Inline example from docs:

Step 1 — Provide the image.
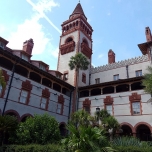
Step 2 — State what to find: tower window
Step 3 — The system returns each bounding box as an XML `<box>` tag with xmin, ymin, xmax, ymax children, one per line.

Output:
<box><xmin>65</xmin><ymin>37</ymin><xmax>73</xmax><ymax>43</ymax></box>
<box><xmin>82</xmin><ymin>73</ymin><xmax>86</xmax><ymax>84</ymax></box>
<box><xmin>95</xmin><ymin>78</ymin><xmax>100</xmax><ymax>84</ymax></box>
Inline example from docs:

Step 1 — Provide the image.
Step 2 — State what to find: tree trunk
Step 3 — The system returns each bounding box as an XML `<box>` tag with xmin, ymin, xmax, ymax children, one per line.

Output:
<box><xmin>73</xmin><ymin>69</ymin><xmax>79</xmax><ymax>112</ymax></box>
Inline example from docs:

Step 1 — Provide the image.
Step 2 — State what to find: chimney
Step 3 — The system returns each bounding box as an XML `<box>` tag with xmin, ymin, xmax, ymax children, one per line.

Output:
<box><xmin>108</xmin><ymin>49</ymin><xmax>115</xmax><ymax>64</ymax></box>
<box><xmin>23</xmin><ymin>39</ymin><xmax>34</xmax><ymax>55</ymax></box>
<box><xmin>145</xmin><ymin>27</ymin><xmax>152</xmax><ymax>42</ymax></box>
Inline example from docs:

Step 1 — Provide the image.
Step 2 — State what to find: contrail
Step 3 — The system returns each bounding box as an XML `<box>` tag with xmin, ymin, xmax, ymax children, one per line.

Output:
<box><xmin>26</xmin><ymin>0</ymin><xmax>61</xmax><ymax>34</ymax></box>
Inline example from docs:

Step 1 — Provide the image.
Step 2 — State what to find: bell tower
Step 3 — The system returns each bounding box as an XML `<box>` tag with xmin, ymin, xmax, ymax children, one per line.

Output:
<box><xmin>57</xmin><ymin>2</ymin><xmax>93</xmax><ymax>88</ymax></box>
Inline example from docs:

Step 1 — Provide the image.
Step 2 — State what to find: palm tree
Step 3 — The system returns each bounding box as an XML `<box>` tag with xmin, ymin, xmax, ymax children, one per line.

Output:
<box><xmin>142</xmin><ymin>66</ymin><xmax>152</xmax><ymax>102</ymax></box>
<box><xmin>0</xmin><ymin>69</ymin><xmax>6</xmax><ymax>92</ymax></box>
<box><xmin>70</xmin><ymin>110</ymin><xmax>94</xmax><ymax>128</ymax></box>
<box><xmin>62</xmin><ymin>124</ymin><xmax>114</xmax><ymax>152</ymax></box>
<box><xmin>69</xmin><ymin>53</ymin><xmax>90</xmax><ymax>112</ymax></box>
<box><xmin>0</xmin><ymin>115</ymin><xmax>18</xmax><ymax>145</ymax></box>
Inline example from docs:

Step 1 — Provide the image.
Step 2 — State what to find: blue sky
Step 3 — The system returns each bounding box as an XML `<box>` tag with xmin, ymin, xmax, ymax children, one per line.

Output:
<box><xmin>0</xmin><ymin>0</ymin><xmax>152</xmax><ymax>70</ymax></box>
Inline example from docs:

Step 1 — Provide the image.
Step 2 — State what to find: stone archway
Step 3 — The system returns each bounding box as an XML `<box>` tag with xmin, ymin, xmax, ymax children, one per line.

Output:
<box><xmin>135</xmin><ymin>122</ymin><xmax>152</xmax><ymax>141</ymax></box>
<box><xmin>59</xmin><ymin>122</ymin><xmax>67</xmax><ymax>136</ymax></box>
<box><xmin>20</xmin><ymin>113</ymin><xmax>33</xmax><ymax>122</ymax></box>
<box><xmin>4</xmin><ymin>110</ymin><xmax>20</xmax><ymax>121</ymax></box>
<box><xmin>120</xmin><ymin>123</ymin><xmax>134</xmax><ymax>136</ymax></box>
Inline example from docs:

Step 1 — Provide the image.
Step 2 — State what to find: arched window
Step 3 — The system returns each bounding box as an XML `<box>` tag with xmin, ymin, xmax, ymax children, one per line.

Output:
<box><xmin>65</xmin><ymin>37</ymin><xmax>73</xmax><ymax>43</ymax></box>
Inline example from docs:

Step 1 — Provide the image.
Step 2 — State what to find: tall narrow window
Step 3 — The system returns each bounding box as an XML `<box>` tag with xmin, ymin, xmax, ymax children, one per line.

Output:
<box><xmin>19</xmin><ymin>90</ymin><xmax>29</xmax><ymax>104</ymax></box>
<box><xmin>95</xmin><ymin>78</ymin><xmax>100</xmax><ymax>84</ymax></box>
<box><xmin>106</xmin><ymin>105</ymin><xmax>113</xmax><ymax>115</ymax></box>
<box><xmin>136</xmin><ymin>70</ymin><xmax>142</xmax><ymax>77</ymax></box>
<box><xmin>82</xmin><ymin>73</ymin><xmax>86</xmax><ymax>83</ymax></box>
<box><xmin>57</xmin><ymin>103</ymin><xmax>62</xmax><ymax>114</ymax></box>
<box><xmin>129</xmin><ymin>92</ymin><xmax>142</xmax><ymax>115</ymax></box>
<box><xmin>83</xmin><ymin>98</ymin><xmax>91</xmax><ymax>113</ymax></box>
<box><xmin>113</xmin><ymin>74</ymin><xmax>119</xmax><ymax>81</ymax></box>
<box><xmin>63</xmin><ymin>71</ymin><xmax>68</xmax><ymax>81</ymax></box>
<box><xmin>40</xmin><ymin>97</ymin><xmax>47</xmax><ymax>109</ymax></box>
<box><xmin>41</xmin><ymin>88</ymin><xmax>50</xmax><ymax>110</ymax></box>
<box><xmin>132</xmin><ymin>102</ymin><xmax>141</xmax><ymax>115</ymax></box>
<box><xmin>56</xmin><ymin>95</ymin><xmax>64</xmax><ymax>115</ymax></box>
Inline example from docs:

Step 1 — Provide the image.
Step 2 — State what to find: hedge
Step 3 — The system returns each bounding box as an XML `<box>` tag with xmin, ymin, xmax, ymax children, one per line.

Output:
<box><xmin>0</xmin><ymin>144</ymin><xmax>63</xmax><ymax>152</ymax></box>
<box><xmin>114</xmin><ymin>146</ymin><xmax>152</xmax><ymax>152</ymax></box>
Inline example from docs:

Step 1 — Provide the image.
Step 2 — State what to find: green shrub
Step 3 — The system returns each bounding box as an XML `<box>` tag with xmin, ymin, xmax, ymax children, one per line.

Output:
<box><xmin>111</xmin><ymin>136</ymin><xmax>141</xmax><ymax>147</ymax></box>
<box><xmin>10</xmin><ymin>113</ymin><xmax>61</xmax><ymax>145</ymax></box>
<box><xmin>115</xmin><ymin>146</ymin><xmax>152</xmax><ymax>152</ymax></box>
<box><xmin>0</xmin><ymin>144</ymin><xmax>63</xmax><ymax>152</ymax></box>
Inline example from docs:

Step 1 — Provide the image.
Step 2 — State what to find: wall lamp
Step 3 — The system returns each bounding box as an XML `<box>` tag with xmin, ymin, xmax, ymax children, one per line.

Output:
<box><xmin>53</xmin><ymin>93</ymin><xmax>57</xmax><ymax>95</ymax></box>
<box><xmin>15</xmin><ymin>77</ymin><xmax>20</xmax><ymax>80</ymax></box>
<box><xmin>95</xmin><ymin>98</ymin><xmax>98</xmax><ymax>100</ymax></box>
<box><xmin>119</xmin><ymin>95</ymin><xmax>122</xmax><ymax>98</ymax></box>
<box><xmin>96</xmin><ymin>107</ymin><xmax>100</xmax><ymax>112</ymax></box>
<box><xmin>37</xmin><ymin>86</ymin><xmax>42</xmax><ymax>89</ymax></box>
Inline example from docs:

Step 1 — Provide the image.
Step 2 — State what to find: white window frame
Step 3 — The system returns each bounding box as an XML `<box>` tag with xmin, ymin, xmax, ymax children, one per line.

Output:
<box><xmin>40</xmin><ymin>97</ymin><xmax>47</xmax><ymax>109</ymax></box>
<box><xmin>95</xmin><ymin>78</ymin><xmax>100</xmax><ymax>84</ymax></box>
<box><xmin>113</xmin><ymin>74</ymin><xmax>119</xmax><ymax>81</ymax></box>
<box><xmin>56</xmin><ymin>103</ymin><xmax>62</xmax><ymax>114</ymax></box>
<box><xmin>21</xmin><ymin>54</ymin><xmax>29</xmax><ymax>61</ymax></box>
<box><xmin>19</xmin><ymin>90</ymin><xmax>28</xmax><ymax>104</ymax></box>
<box><xmin>64</xmin><ymin>73</ymin><xmax>68</xmax><ymax>80</ymax></box>
<box><xmin>132</xmin><ymin>102</ymin><xmax>141</xmax><ymax>115</ymax></box>
<box><xmin>136</xmin><ymin>70</ymin><xmax>142</xmax><ymax>77</ymax></box>
<box><xmin>39</xmin><ymin>64</ymin><xmax>46</xmax><ymax>71</ymax></box>
<box><xmin>106</xmin><ymin>104</ymin><xmax>113</xmax><ymax>115</ymax></box>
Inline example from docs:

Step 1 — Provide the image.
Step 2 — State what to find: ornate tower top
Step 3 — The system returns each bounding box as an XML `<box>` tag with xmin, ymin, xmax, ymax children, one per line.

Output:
<box><xmin>69</xmin><ymin>3</ymin><xmax>87</xmax><ymax>20</ymax></box>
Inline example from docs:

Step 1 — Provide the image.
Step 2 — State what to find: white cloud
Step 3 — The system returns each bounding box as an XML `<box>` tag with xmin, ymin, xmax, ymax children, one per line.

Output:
<box><xmin>7</xmin><ymin>0</ymin><xmax>60</xmax><ymax>57</ymax></box>
<box><xmin>26</xmin><ymin>0</ymin><xmax>61</xmax><ymax>33</ymax></box>
<box><xmin>98</xmin><ymin>54</ymin><xmax>104</xmax><ymax>59</ymax></box>
<box><xmin>7</xmin><ymin>15</ymin><xmax>49</xmax><ymax>55</ymax></box>
<box><xmin>50</xmin><ymin>47</ymin><xmax>59</xmax><ymax>58</ymax></box>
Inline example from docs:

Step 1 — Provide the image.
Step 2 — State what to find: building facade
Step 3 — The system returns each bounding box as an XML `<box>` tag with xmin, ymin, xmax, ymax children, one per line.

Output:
<box><xmin>0</xmin><ymin>2</ymin><xmax>152</xmax><ymax>139</ymax></box>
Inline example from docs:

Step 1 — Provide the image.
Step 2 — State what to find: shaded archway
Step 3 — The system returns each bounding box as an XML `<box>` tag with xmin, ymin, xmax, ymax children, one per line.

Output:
<box><xmin>0</xmin><ymin>57</ymin><xmax>13</xmax><ymax>70</ymax></box>
<box><xmin>59</xmin><ymin>122</ymin><xmax>67</xmax><ymax>136</ymax></box>
<box><xmin>121</xmin><ymin>125</ymin><xmax>133</xmax><ymax>136</ymax></box>
<box><xmin>4</xmin><ymin>110</ymin><xmax>20</xmax><ymax>121</ymax></box>
<box><xmin>135</xmin><ymin>122</ymin><xmax>152</xmax><ymax>141</ymax></box>
<box><xmin>20</xmin><ymin>113</ymin><xmax>33</xmax><ymax>122</ymax></box>
<box><xmin>29</xmin><ymin>72</ymin><xmax>41</xmax><ymax>83</ymax></box>
<box><xmin>15</xmin><ymin>64</ymin><xmax>28</xmax><ymax>77</ymax></box>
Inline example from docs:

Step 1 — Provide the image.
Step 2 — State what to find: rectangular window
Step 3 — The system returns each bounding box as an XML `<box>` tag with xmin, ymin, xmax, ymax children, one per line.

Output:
<box><xmin>95</xmin><ymin>78</ymin><xmax>100</xmax><ymax>84</ymax></box>
<box><xmin>19</xmin><ymin>90</ymin><xmax>28</xmax><ymax>104</ymax></box>
<box><xmin>56</xmin><ymin>103</ymin><xmax>62</xmax><ymax>114</ymax></box>
<box><xmin>82</xmin><ymin>74</ymin><xmax>86</xmax><ymax>83</ymax></box>
<box><xmin>21</xmin><ymin>54</ymin><xmax>29</xmax><ymax>61</ymax></box>
<box><xmin>106</xmin><ymin>105</ymin><xmax>113</xmax><ymax>115</ymax></box>
<box><xmin>132</xmin><ymin>102</ymin><xmax>140</xmax><ymax>115</ymax></box>
<box><xmin>40</xmin><ymin>97</ymin><xmax>47</xmax><ymax>109</ymax></box>
<box><xmin>64</xmin><ymin>73</ymin><xmax>68</xmax><ymax>80</ymax></box>
<box><xmin>113</xmin><ymin>74</ymin><xmax>119</xmax><ymax>81</ymax></box>
<box><xmin>136</xmin><ymin>70</ymin><xmax>142</xmax><ymax>77</ymax></box>
<box><xmin>39</xmin><ymin>64</ymin><xmax>46</xmax><ymax>71</ymax></box>
<box><xmin>84</xmin><ymin>106</ymin><xmax>90</xmax><ymax>113</ymax></box>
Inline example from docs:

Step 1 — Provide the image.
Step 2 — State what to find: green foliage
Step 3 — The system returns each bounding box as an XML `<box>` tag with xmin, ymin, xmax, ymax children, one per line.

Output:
<box><xmin>113</xmin><ymin>146</ymin><xmax>152</xmax><ymax>152</ymax></box>
<box><xmin>12</xmin><ymin>113</ymin><xmax>61</xmax><ymax>145</ymax></box>
<box><xmin>111</xmin><ymin>136</ymin><xmax>141</xmax><ymax>147</ymax></box>
<box><xmin>0</xmin><ymin>68</ymin><xmax>6</xmax><ymax>89</ymax></box>
<box><xmin>142</xmin><ymin>66</ymin><xmax>152</xmax><ymax>94</ymax></box>
<box><xmin>0</xmin><ymin>144</ymin><xmax>63</xmax><ymax>152</ymax></box>
<box><xmin>95</xmin><ymin>109</ymin><xmax>110</xmax><ymax>122</ymax></box>
<box><xmin>70</xmin><ymin>110</ymin><xmax>93</xmax><ymax>127</ymax></box>
<box><xmin>62</xmin><ymin>124</ymin><xmax>114</xmax><ymax>152</ymax></box>
<box><xmin>0</xmin><ymin>115</ymin><xmax>18</xmax><ymax>145</ymax></box>
<box><xmin>68</xmin><ymin>53</ymin><xmax>90</xmax><ymax>71</ymax></box>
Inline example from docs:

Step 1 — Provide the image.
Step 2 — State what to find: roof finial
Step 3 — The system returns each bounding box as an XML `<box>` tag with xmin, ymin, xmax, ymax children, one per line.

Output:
<box><xmin>79</xmin><ymin>0</ymin><xmax>80</xmax><ymax>3</ymax></box>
